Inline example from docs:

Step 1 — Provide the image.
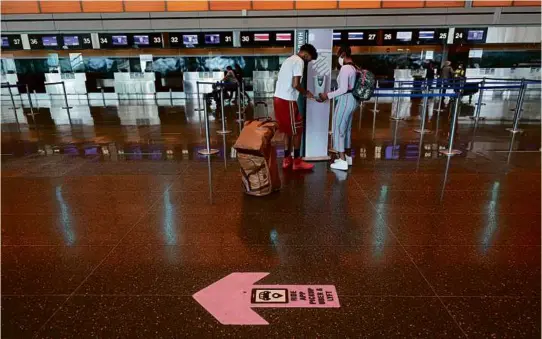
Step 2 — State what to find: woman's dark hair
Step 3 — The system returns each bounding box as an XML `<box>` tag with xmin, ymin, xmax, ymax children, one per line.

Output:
<box><xmin>337</xmin><ymin>44</ymin><xmax>352</xmax><ymax>57</ymax></box>
<box><xmin>299</xmin><ymin>44</ymin><xmax>318</xmax><ymax>60</ymax></box>
<box><xmin>226</xmin><ymin>65</ymin><xmax>233</xmax><ymax>71</ymax></box>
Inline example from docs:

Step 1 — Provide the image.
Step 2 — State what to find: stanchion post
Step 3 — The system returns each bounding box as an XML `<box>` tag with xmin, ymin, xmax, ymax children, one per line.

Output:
<box><xmin>61</xmin><ymin>81</ymin><xmax>73</xmax><ymax>127</ymax></box>
<box><xmin>196</xmin><ymin>81</ymin><xmax>204</xmax><ymax>136</ymax></box>
<box><xmin>236</xmin><ymin>83</ymin><xmax>243</xmax><ymax>128</ymax></box>
<box><xmin>7</xmin><ymin>85</ymin><xmax>21</xmax><ymax>132</ymax></box>
<box><xmin>101</xmin><ymin>88</ymin><xmax>107</xmax><ymax>107</ymax></box>
<box><xmin>439</xmin><ymin>94</ymin><xmax>462</xmax><ymax>156</ymax></box>
<box><xmin>390</xmin><ymin>82</ymin><xmax>403</xmax><ymax>120</ymax></box>
<box><xmin>26</xmin><ymin>84</ymin><xmax>36</xmax><ymax>124</ymax></box>
<box><xmin>371</xmin><ymin>80</ymin><xmax>380</xmax><ymax>114</ymax></box>
<box><xmin>198</xmin><ymin>95</ymin><xmax>220</xmax><ymax>156</ymax></box>
<box><xmin>217</xmin><ymin>87</ymin><xmax>232</xmax><ymax>135</ymax></box>
<box><xmin>414</xmin><ymin>82</ymin><xmax>432</xmax><ymax>134</ymax></box>
<box><xmin>169</xmin><ymin>88</ymin><xmax>173</xmax><ymax>106</ymax></box>
<box><xmin>18</xmin><ymin>84</ymin><xmax>25</xmax><ymax>109</ymax></box>
<box><xmin>33</xmin><ymin>89</ymin><xmax>39</xmax><ymax>110</ymax></box>
<box><xmin>472</xmin><ymin>77</ymin><xmax>486</xmax><ymax>127</ymax></box>
<box><xmin>506</xmin><ymin>79</ymin><xmax>527</xmax><ymax>134</ymax></box>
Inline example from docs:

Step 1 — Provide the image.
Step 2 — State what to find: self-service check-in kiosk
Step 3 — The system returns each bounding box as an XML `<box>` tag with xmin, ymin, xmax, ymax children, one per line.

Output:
<box><xmin>304</xmin><ymin>29</ymin><xmax>333</xmax><ymax>161</ymax></box>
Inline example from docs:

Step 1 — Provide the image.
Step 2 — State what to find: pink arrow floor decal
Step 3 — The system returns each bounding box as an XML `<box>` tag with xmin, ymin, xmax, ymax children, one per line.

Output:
<box><xmin>193</xmin><ymin>272</ymin><xmax>340</xmax><ymax>325</ymax></box>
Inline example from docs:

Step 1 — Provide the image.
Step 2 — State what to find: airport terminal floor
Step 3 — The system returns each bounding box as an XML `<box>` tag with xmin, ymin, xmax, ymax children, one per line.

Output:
<box><xmin>1</xmin><ymin>97</ymin><xmax>541</xmax><ymax>337</ymax></box>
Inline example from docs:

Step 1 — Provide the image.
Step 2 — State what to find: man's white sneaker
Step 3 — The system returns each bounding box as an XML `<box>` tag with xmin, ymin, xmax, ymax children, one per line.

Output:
<box><xmin>345</xmin><ymin>155</ymin><xmax>353</xmax><ymax>166</ymax></box>
<box><xmin>330</xmin><ymin>158</ymin><xmax>348</xmax><ymax>171</ymax></box>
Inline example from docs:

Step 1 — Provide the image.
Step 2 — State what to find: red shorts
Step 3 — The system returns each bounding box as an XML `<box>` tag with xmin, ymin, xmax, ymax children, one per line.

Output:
<box><xmin>273</xmin><ymin>97</ymin><xmax>303</xmax><ymax>136</ymax></box>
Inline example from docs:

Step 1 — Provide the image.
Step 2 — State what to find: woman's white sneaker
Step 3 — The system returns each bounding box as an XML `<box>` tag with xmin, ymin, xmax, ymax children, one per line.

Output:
<box><xmin>330</xmin><ymin>158</ymin><xmax>348</xmax><ymax>171</ymax></box>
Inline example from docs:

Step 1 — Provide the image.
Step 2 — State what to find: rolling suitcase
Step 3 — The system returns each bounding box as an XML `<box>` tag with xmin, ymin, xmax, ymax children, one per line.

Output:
<box><xmin>234</xmin><ymin>118</ymin><xmax>281</xmax><ymax>196</ymax></box>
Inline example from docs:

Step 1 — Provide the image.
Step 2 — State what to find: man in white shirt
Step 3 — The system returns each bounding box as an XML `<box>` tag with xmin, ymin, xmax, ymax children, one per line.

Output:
<box><xmin>273</xmin><ymin>44</ymin><xmax>318</xmax><ymax>171</ymax></box>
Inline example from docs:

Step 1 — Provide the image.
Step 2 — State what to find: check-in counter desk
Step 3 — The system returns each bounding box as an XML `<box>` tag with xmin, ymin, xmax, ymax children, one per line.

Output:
<box><xmin>252</xmin><ymin>71</ymin><xmax>278</xmax><ymax>99</ymax></box>
<box><xmin>183</xmin><ymin>72</ymin><xmax>224</xmax><ymax>98</ymax></box>
<box><xmin>45</xmin><ymin>73</ymin><xmax>87</xmax><ymax>95</ymax></box>
<box><xmin>50</xmin><ymin>105</ymin><xmax>94</xmax><ymax>126</ymax></box>
<box><xmin>114</xmin><ymin>72</ymin><xmax>156</xmax><ymax>99</ymax></box>
<box><xmin>1</xmin><ymin>73</ymin><xmax>20</xmax><ymax>96</ymax></box>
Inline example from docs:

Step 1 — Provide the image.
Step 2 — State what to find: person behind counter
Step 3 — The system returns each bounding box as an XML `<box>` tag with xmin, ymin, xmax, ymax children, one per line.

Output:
<box><xmin>319</xmin><ymin>44</ymin><xmax>359</xmax><ymax>171</ymax></box>
<box><xmin>440</xmin><ymin>60</ymin><xmax>454</xmax><ymax>106</ymax></box>
<box><xmin>231</xmin><ymin>64</ymin><xmax>251</xmax><ymax>105</ymax></box>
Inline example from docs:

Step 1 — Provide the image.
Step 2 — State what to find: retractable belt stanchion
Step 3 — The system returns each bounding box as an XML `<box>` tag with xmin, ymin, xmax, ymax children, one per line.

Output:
<box><xmin>390</xmin><ymin>82</ymin><xmax>403</xmax><ymax>121</ymax></box>
<box><xmin>471</xmin><ymin>78</ymin><xmax>486</xmax><ymax>127</ymax></box>
<box><xmin>195</xmin><ymin>82</ymin><xmax>205</xmax><ymax>136</ymax></box>
<box><xmin>439</xmin><ymin>94</ymin><xmax>462</xmax><ymax>156</ymax></box>
<box><xmin>33</xmin><ymin>89</ymin><xmax>39</xmax><ymax>110</ymax></box>
<box><xmin>6</xmin><ymin>84</ymin><xmax>20</xmax><ymax>111</ymax></box>
<box><xmin>6</xmin><ymin>85</ymin><xmax>21</xmax><ymax>132</ymax></box>
<box><xmin>197</xmin><ymin>92</ymin><xmax>219</xmax><ymax>156</ymax></box>
<box><xmin>371</xmin><ymin>80</ymin><xmax>380</xmax><ymax>115</ymax></box>
<box><xmin>61</xmin><ymin>81</ymin><xmax>73</xmax><ymax>127</ymax></box>
<box><xmin>169</xmin><ymin>88</ymin><xmax>173</xmax><ymax>106</ymax></box>
<box><xmin>414</xmin><ymin>82</ymin><xmax>432</xmax><ymax>134</ymax></box>
<box><xmin>236</xmin><ymin>83</ymin><xmax>243</xmax><ymax>130</ymax></box>
<box><xmin>433</xmin><ymin>79</ymin><xmax>444</xmax><ymax>115</ymax></box>
<box><xmin>26</xmin><ymin>84</ymin><xmax>37</xmax><ymax>124</ymax></box>
<box><xmin>216</xmin><ymin>87</ymin><xmax>232</xmax><ymax>135</ymax></box>
<box><xmin>506</xmin><ymin>79</ymin><xmax>527</xmax><ymax>134</ymax></box>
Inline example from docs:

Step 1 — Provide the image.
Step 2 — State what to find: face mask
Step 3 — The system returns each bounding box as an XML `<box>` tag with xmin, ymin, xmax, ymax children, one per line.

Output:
<box><xmin>338</xmin><ymin>57</ymin><xmax>344</xmax><ymax>66</ymax></box>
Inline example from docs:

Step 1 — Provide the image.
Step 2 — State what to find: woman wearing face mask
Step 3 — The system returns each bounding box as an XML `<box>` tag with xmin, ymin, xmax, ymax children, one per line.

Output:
<box><xmin>319</xmin><ymin>45</ymin><xmax>359</xmax><ymax>171</ymax></box>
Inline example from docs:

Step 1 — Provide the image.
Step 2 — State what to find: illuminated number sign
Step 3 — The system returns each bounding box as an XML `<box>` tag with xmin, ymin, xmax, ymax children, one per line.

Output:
<box><xmin>333</xmin><ymin>30</ymin><xmax>379</xmax><ymax>46</ymax></box>
<box><xmin>453</xmin><ymin>28</ymin><xmax>487</xmax><ymax>44</ymax></box>
<box><xmin>98</xmin><ymin>33</ymin><xmax>163</xmax><ymax>48</ymax></box>
<box><xmin>169</xmin><ymin>32</ymin><xmax>233</xmax><ymax>48</ymax></box>
<box><xmin>1</xmin><ymin>35</ymin><xmax>24</xmax><ymax>50</ymax></box>
<box><xmin>240</xmin><ymin>31</ymin><xmax>294</xmax><ymax>47</ymax></box>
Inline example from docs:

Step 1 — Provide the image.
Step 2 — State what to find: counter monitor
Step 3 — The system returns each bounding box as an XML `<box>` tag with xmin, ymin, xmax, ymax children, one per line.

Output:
<box><xmin>418</xmin><ymin>31</ymin><xmax>435</xmax><ymax>40</ymax></box>
<box><xmin>276</xmin><ymin>33</ymin><xmax>292</xmax><ymax>41</ymax></box>
<box><xmin>396</xmin><ymin>31</ymin><xmax>412</xmax><ymax>42</ymax></box>
<box><xmin>112</xmin><ymin>35</ymin><xmax>128</xmax><ymax>46</ymax></box>
<box><xmin>63</xmin><ymin>36</ymin><xmax>79</xmax><ymax>46</ymax></box>
<box><xmin>133</xmin><ymin>35</ymin><xmax>150</xmax><ymax>45</ymax></box>
<box><xmin>42</xmin><ymin>36</ymin><xmax>58</xmax><ymax>47</ymax></box>
<box><xmin>2</xmin><ymin>37</ymin><xmax>9</xmax><ymax>47</ymax></box>
<box><xmin>333</xmin><ymin>32</ymin><xmax>342</xmax><ymax>41</ymax></box>
<box><xmin>254</xmin><ymin>33</ymin><xmax>269</xmax><ymax>42</ymax></box>
<box><xmin>204</xmin><ymin>34</ymin><xmax>220</xmax><ymax>44</ymax></box>
<box><xmin>183</xmin><ymin>34</ymin><xmax>199</xmax><ymax>46</ymax></box>
<box><xmin>467</xmin><ymin>30</ymin><xmax>484</xmax><ymax>41</ymax></box>
<box><xmin>348</xmin><ymin>32</ymin><xmax>364</xmax><ymax>40</ymax></box>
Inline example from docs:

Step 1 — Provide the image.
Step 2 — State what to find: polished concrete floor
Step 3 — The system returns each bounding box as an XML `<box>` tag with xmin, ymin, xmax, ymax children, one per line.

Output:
<box><xmin>1</xmin><ymin>99</ymin><xmax>541</xmax><ymax>338</ymax></box>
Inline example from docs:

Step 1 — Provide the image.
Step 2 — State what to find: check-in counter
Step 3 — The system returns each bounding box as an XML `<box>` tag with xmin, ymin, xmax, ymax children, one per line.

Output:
<box><xmin>114</xmin><ymin>72</ymin><xmax>156</xmax><ymax>98</ymax></box>
<box><xmin>183</xmin><ymin>72</ymin><xmax>224</xmax><ymax>97</ymax></box>
<box><xmin>1</xmin><ymin>73</ymin><xmax>20</xmax><ymax>96</ymax></box>
<box><xmin>252</xmin><ymin>71</ymin><xmax>278</xmax><ymax>99</ymax></box>
<box><xmin>45</xmin><ymin>72</ymin><xmax>87</xmax><ymax>95</ymax></box>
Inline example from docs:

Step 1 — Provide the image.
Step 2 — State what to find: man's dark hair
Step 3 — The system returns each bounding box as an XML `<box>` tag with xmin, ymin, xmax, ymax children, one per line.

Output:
<box><xmin>299</xmin><ymin>44</ymin><xmax>318</xmax><ymax>60</ymax></box>
<box><xmin>226</xmin><ymin>65</ymin><xmax>233</xmax><ymax>70</ymax></box>
<box><xmin>337</xmin><ymin>44</ymin><xmax>352</xmax><ymax>57</ymax></box>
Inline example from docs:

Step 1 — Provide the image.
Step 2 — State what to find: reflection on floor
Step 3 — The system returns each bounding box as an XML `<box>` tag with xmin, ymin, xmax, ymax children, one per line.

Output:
<box><xmin>1</xmin><ymin>99</ymin><xmax>541</xmax><ymax>337</ymax></box>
